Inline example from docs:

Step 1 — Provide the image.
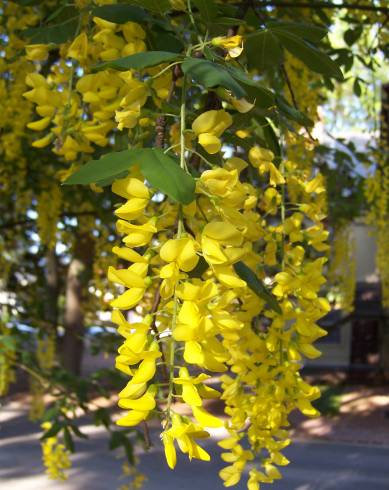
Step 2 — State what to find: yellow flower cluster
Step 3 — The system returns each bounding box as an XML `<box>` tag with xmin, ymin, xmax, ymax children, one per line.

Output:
<box><xmin>328</xmin><ymin>225</ymin><xmax>356</xmax><ymax>313</ymax></box>
<box><xmin>0</xmin><ymin>2</ymin><xmax>36</xmax><ymax>213</ymax></box>
<box><xmin>284</xmin><ymin>52</ymin><xmax>322</xmax><ymax>172</ymax></box>
<box><xmin>364</xmin><ymin>85</ymin><xmax>389</xmax><ymax>307</ymax></box>
<box><xmin>108</xmin><ymin>126</ymin><xmax>329</xmax><ymax>487</ymax></box>
<box><xmin>365</xmin><ymin>147</ymin><xmax>389</xmax><ymax>307</ymax></box>
<box><xmin>29</xmin><ymin>334</ymin><xmax>56</xmax><ymax>421</ymax></box>
<box><xmin>36</xmin><ymin>184</ymin><xmax>62</xmax><ymax>248</ymax></box>
<box><xmin>23</xmin><ymin>16</ymin><xmax>171</xmax><ymax>162</ymax></box>
<box><xmin>0</xmin><ymin>322</ymin><xmax>16</xmax><ymax>396</ymax></box>
<box><xmin>119</xmin><ymin>459</ymin><xmax>147</xmax><ymax>490</ymax></box>
<box><xmin>41</xmin><ymin>422</ymin><xmax>71</xmax><ymax>480</ymax></box>
<box><xmin>1</xmin><ymin>4</ymin><xmax>336</xmax><ymax>487</ymax></box>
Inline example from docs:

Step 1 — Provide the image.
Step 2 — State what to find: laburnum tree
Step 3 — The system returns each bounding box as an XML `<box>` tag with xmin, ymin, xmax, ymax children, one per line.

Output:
<box><xmin>0</xmin><ymin>0</ymin><xmax>388</xmax><ymax>488</ymax></box>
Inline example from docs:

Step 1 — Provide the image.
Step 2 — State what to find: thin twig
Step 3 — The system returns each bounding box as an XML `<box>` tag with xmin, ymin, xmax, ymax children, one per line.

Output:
<box><xmin>142</xmin><ymin>420</ymin><xmax>152</xmax><ymax>449</ymax></box>
<box><xmin>254</xmin><ymin>1</ymin><xmax>389</xmax><ymax>13</ymax></box>
<box><xmin>281</xmin><ymin>63</ymin><xmax>316</xmax><ymax>142</ymax></box>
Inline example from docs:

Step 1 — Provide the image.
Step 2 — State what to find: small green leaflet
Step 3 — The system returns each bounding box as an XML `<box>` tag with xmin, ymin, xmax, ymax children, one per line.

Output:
<box><xmin>126</xmin><ymin>0</ymin><xmax>171</xmax><ymax>15</ymax></box>
<box><xmin>344</xmin><ymin>25</ymin><xmax>363</xmax><ymax>47</ymax></box>
<box><xmin>253</xmin><ymin>116</ymin><xmax>281</xmax><ymax>157</ymax></box>
<box><xmin>245</xmin><ymin>30</ymin><xmax>283</xmax><ymax>71</ymax></box>
<box><xmin>92</xmin><ymin>5</ymin><xmax>149</xmax><ymax>24</ymax></box>
<box><xmin>272</xmin><ymin>30</ymin><xmax>344</xmax><ymax>81</ymax></box>
<box><xmin>225</xmin><ymin>65</ymin><xmax>275</xmax><ymax>108</ymax></box>
<box><xmin>233</xmin><ymin>262</ymin><xmax>282</xmax><ymax>314</ymax></box>
<box><xmin>192</xmin><ymin>0</ymin><xmax>218</xmax><ymax>24</ymax></box>
<box><xmin>41</xmin><ymin>421</ymin><xmax>63</xmax><ymax>440</ymax></box>
<box><xmin>215</xmin><ymin>17</ymin><xmax>246</xmax><ymax>26</ymax></box>
<box><xmin>94</xmin><ymin>51</ymin><xmax>180</xmax><ymax>72</ymax></box>
<box><xmin>182</xmin><ymin>58</ymin><xmax>246</xmax><ymax>99</ymax></box>
<box><xmin>20</xmin><ymin>17</ymin><xmax>79</xmax><ymax>45</ymax></box>
<box><xmin>64</xmin><ymin>148</ymin><xmax>196</xmax><ymax>205</ymax></box>
<box><xmin>148</xmin><ymin>30</ymin><xmax>184</xmax><ymax>54</ymax></box>
<box><xmin>268</xmin><ymin>21</ymin><xmax>328</xmax><ymax>43</ymax></box>
<box><xmin>140</xmin><ymin>150</ymin><xmax>195</xmax><ymax>205</ymax></box>
<box><xmin>11</xmin><ymin>0</ymin><xmax>41</xmax><ymax>5</ymax></box>
<box><xmin>276</xmin><ymin>95</ymin><xmax>314</xmax><ymax>127</ymax></box>
<box><xmin>63</xmin><ymin>427</ymin><xmax>75</xmax><ymax>453</ymax></box>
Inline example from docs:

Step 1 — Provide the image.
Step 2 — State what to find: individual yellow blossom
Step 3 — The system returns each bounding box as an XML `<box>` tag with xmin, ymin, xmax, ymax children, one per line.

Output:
<box><xmin>201</xmin><ymin>222</ymin><xmax>244</xmax><ymax>265</ymax></box>
<box><xmin>212</xmin><ymin>35</ymin><xmax>244</xmax><ymax>58</ymax></box>
<box><xmin>192</xmin><ymin>110</ymin><xmax>233</xmax><ymax>154</ymax></box>
<box><xmin>25</xmin><ymin>44</ymin><xmax>49</xmax><ymax>61</ymax></box>
<box><xmin>160</xmin><ymin>236</ymin><xmax>199</xmax><ymax>272</ymax></box>
<box><xmin>249</xmin><ymin>146</ymin><xmax>285</xmax><ymax>186</ymax></box>
<box><xmin>67</xmin><ymin>32</ymin><xmax>88</xmax><ymax>63</ymax></box>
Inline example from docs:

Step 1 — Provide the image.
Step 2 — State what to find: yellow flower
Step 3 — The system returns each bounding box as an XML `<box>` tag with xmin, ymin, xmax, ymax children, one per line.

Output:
<box><xmin>116</xmin><ymin>218</ymin><xmax>157</xmax><ymax>247</ymax></box>
<box><xmin>25</xmin><ymin>44</ymin><xmax>49</xmax><ymax>61</ymax></box>
<box><xmin>192</xmin><ymin>110</ymin><xmax>232</xmax><ymax>154</ymax></box>
<box><xmin>162</xmin><ymin>414</ymin><xmax>211</xmax><ymax>467</ymax></box>
<box><xmin>173</xmin><ymin>367</ymin><xmax>210</xmax><ymax>406</ymax></box>
<box><xmin>198</xmin><ymin>168</ymin><xmax>238</xmax><ymax>198</ymax></box>
<box><xmin>27</xmin><ymin>117</ymin><xmax>52</xmax><ymax>131</ymax></box>
<box><xmin>67</xmin><ymin>32</ymin><xmax>88</xmax><ymax>62</ymax></box>
<box><xmin>249</xmin><ymin>146</ymin><xmax>285</xmax><ymax>186</ymax></box>
<box><xmin>201</xmin><ymin>222</ymin><xmax>244</xmax><ymax>265</ymax></box>
<box><xmin>115</xmin><ymin>109</ymin><xmax>139</xmax><ymax>130</ymax></box>
<box><xmin>160</xmin><ymin>236</ymin><xmax>199</xmax><ymax>272</ymax></box>
<box><xmin>212</xmin><ymin>35</ymin><xmax>244</xmax><ymax>58</ymax></box>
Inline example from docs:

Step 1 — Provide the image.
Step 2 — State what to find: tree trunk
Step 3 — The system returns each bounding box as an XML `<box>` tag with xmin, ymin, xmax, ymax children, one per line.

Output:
<box><xmin>44</xmin><ymin>247</ymin><xmax>59</xmax><ymax>331</ymax></box>
<box><xmin>62</xmin><ymin>233</ymin><xmax>94</xmax><ymax>375</ymax></box>
<box><xmin>380</xmin><ymin>311</ymin><xmax>389</xmax><ymax>380</ymax></box>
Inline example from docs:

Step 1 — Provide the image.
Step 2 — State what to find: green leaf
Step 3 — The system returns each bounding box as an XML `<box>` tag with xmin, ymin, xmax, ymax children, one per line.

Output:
<box><xmin>148</xmin><ymin>30</ymin><xmax>184</xmax><ymax>53</ymax></box>
<box><xmin>0</xmin><ymin>334</ymin><xmax>16</xmax><ymax>351</ymax></box>
<box><xmin>268</xmin><ymin>21</ymin><xmax>328</xmax><ymax>43</ymax></box>
<box><xmin>344</xmin><ymin>25</ymin><xmax>363</xmax><ymax>47</ymax></box>
<box><xmin>123</xmin><ymin>438</ymin><xmax>135</xmax><ymax>465</ymax></box>
<box><xmin>252</xmin><ymin>116</ymin><xmax>281</xmax><ymax>157</ymax></box>
<box><xmin>20</xmin><ymin>17</ymin><xmax>79</xmax><ymax>45</ymax></box>
<box><xmin>182</xmin><ymin>58</ymin><xmax>246</xmax><ymax>98</ymax></box>
<box><xmin>42</xmin><ymin>407</ymin><xmax>60</xmax><ymax>422</ymax></box>
<box><xmin>225</xmin><ymin>66</ymin><xmax>275</xmax><ymax>108</ymax></box>
<box><xmin>94</xmin><ymin>51</ymin><xmax>180</xmax><ymax>72</ymax></box>
<box><xmin>353</xmin><ymin>78</ymin><xmax>362</xmax><ymax>97</ymax></box>
<box><xmin>109</xmin><ymin>431</ymin><xmax>125</xmax><ymax>450</ymax></box>
<box><xmin>245</xmin><ymin>30</ymin><xmax>284</xmax><ymax>71</ymax></box>
<box><xmin>64</xmin><ymin>149</ymin><xmax>196</xmax><ymax>205</ymax></box>
<box><xmin>233</xmin><ymin>262</ymin><xmax>282</xmax><ymax>314</ymax></box>
<box><xmin>92</xmin><ymin>5</ymin><xmax>149</xmax><ymax>24</ymax></box>
<box><xmin>333</xmin><ymin>48</ymin><xmax>354</xmax><ymax>73</ymax></box>
<box><xmin>214</xmin><ymin>17</ymin><xmax>246</xmax><ymax>26</ymax></box>
<box><xmin>126</xmin><ymin>0</ymin><xmax>171</xmax><ymax>15</ymax></box>
<box><xmin>272</xmin><ymin>30</ymin><xmax>344</xmax><ymax>80</ymax></box>
<box><xmin>69</xmin><ymin>424</ymin><xmax>89</xmax><ymax>439</ymax></box>
<box><xmin>188</xmin><ymin>256</ymin><xmax>209</xmax><ymax>278</ymax></box>
<box><xmin>12</xmin><ymin>0</ymin><xmax>41</xmax><ymax>5</ymax></box>
<box><xmin>41</xmin><ymin>422</ymin><xmax>63</xmax><ymax>440</ymax></box>
<box><xmin>64</xmin><ymin>149</ymin><xmax>141</xmax><ymax>185</ymax></box>
<box><xmin>192</xmin><ymin>0</ymin><xmax>218</xmax><ymax>23</ymax></box>
<box><xmin>276</xmin><ymin>95</ymin><xmax>314</xmax><ymax>127</ymax></box>
<box><xmin>140</xmin><ymin>150</ymin><xmax>196</xmax><ymax>205</ymax></box>
<box><xmin>63</xmin><ymin>426</ymin><xmax>75</xmax><ymax>453</ymax></box>
<box><xmin>93</xmin><ymin>407</ymin><xmax>111</xmax><ymax>428</ymax></box>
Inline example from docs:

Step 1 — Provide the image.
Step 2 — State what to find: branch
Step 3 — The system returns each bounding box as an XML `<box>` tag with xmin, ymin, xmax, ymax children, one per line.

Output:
<box><xmin>280</xmin><ymin>64</ymin><xmax>316</xmax><ymax>142</ymax></box>
<box><xmin>254</xmin><ymin>1</ymin><xmax>389</xmax><ymax>13</ymax></box>
<box><xmin>0</xmin><ymin>218</ymin><xmax>33</xmax><ymax>230</ymax></box>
